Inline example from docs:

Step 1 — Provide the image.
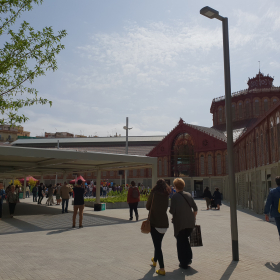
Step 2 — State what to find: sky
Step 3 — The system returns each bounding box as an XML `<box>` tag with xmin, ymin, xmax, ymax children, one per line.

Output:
<box><xmin>10</xmin><ymin>0</ymin><xmax>280</xmax><ymax>137</ymax></box>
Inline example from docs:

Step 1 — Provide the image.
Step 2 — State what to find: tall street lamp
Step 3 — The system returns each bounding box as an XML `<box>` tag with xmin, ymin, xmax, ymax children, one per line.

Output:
<box><xmin>123</xmin><ymin>117</ymin><xmax>133</xmax><ymax>187</ymax></box>
<box><xmin>200</xmin><ymin>6</ymin><xmax>239</xmax><ymax>261</ymax></box>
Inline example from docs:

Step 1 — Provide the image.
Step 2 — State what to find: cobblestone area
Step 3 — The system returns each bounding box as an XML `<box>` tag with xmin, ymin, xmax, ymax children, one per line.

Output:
<box><xmin>0</xmin><ymin>197</ymin><xmax>279</xmax><ymax>280</ymax></box>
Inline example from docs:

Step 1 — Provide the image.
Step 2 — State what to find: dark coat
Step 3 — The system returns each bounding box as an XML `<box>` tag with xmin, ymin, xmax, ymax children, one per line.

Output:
<box><xmin>203</xmin><ymin>189</ymin><xmax>212</xmax><ymax>199</ymax></box>
<box><xmin>169</xmin><ymin>191</ymin><xmax>198</xmax><ymax>237</ymax></box>
<box><xmin>146</xmin><ymin>191</ymin><xmax>169</xmax><ymax>228</ymax></box>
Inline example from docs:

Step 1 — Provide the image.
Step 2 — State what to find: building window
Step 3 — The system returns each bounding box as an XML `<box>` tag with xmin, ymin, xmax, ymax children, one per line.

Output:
<box><xmin>264</xmin><ymin>99</ymin><xmax>268</xmax><ymax>112</ymax></box>
<box><xmin>245</xmin><ymin>101</ymin><xmax>250</xmax><ymax>118</ymax></box>
<box><xmin>219</xmin><ymin>107</ymin><xmax>223</xmax><ymax>123</ymax></box>
<box><xmin>238</xmin><ymin>102</ymin><xmax>243</xmax><ymax>119</ymax></box>
<box><xmin>140</xmin><ymin>169</ymin><xmax>144</xmax><ymax>177</ymax></box>
<box><xmin>208</xmin><ymin>155</ymin><xmax>212</xmax><ymax>175</ymax></box>
<box><xmin>251</xmin><ymin>139</ymin><xmax>255</xmax><ymax>169</ymax></box>
<box><xmin>261</xmin><ymin>132</ymin><xmax>264</xmax><ymax>165</ymax></box>
<box><xmin>133</xmin><ymin>169</ymin><xmax>137</xmax><ymax>177</ymax></box>
<box><xmin>159</xmin><ymin>159</ymin><xmax>162</xmax><ymax>176</ymax></box>
<box><xmin>148</xmin><ymin>168</ymin><xmax>152</xmax><ymax>177</ymax></box>
<box><xmin>217</xmin><ymin>154</ymin><xmax>222</xmax><ymax>175</ymax></box>
<box><xmin>110</xmin><ymin>170</ymin><xmax>114</xmax><ymax>177</ymax></box>
<box><xmin>232</xmin><ymin>104</ymin><xmax>236</xmax><ymax>121</ymax></box>
<box><xmin>273</xmin><ymin>98</ymin><xmax>278</xmax><ymax>105</ymax></box>
<box><xmin>102</xmin><ymin>171</ymin><xmax>106</xmax><ymax>177</ymax></box>
<box><xmin>255</xmin><ymin>100</ymin><xmax>260</xmax><ymax>116</ymax></box>
<box><xmin>200</xmin><ymin>155</ymin><xmax>205</xmax><ymax>175</ymax></box>
<box><xmin>164</xmin><ymin>159</ymin><xmax>167</xmax><ymax>176</ymax></box>
<box><xmin>256</xmin><ymin>132</ymin><xmax>260</xmax><ymax>166</ymax></box>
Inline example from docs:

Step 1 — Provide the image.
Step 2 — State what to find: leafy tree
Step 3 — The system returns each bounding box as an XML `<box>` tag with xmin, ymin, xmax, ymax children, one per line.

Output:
<box><xmin>0</xmin><ymin>0</ymin><xmax>67</xmax><ymax>125</ymax></box>
<box><xmin>28</xmin><ymin>178</ymin><xmax>37</xmax><ymax>191</ymax></box>
<box><xmin>9</xmin><ymin>179</ymin><xmax>21</xmax><ymax>186</ymax></box>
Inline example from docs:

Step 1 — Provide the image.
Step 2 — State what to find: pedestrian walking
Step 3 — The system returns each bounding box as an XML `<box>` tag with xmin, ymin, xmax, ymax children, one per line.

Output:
<box><xmin>72</xmin><ymin>179</ymin><xmax>85</xmax><ymax>228</ymax></box>
<box><xmin>38</xmin><ymin>183</ymin><xmax>44</xmax><ymax>204</ymax></box>
<box><xmin>46</xmin><ymin>184</ymin><xmax>54</xmax><ymax>206</ymax></box>
<box><xmin>203</xmin><ymin>187</ymin><xmax>212</xmax><ymax>210</ymax></box>
<box><xmin>6</xmin><ymin>185</ymin><xmax>18</xmax><ymax>218</ymax></box>
<box><xmin>32</xmin><ymin>185</ymin><xmax>38</xmax><ymax>202</ymax></box>
<box><xmin>265</xmin><ymin>176</ymin><xmax>280</xmax><ymax>239</ymax></box>
<box><xmin>56</xmin><ymin>184</ymin><xmax>61</xmax><ymax>205</ymax></box>
<box><xmin>127</xmin><ymin>181</ymin><xmax>140</xmax><ymax>221</ymax></box>
<box><xmin>146</xmin><ymin>179</ymin><xmax>171</xmax><ymax>276</ymax></box>
<box><xmin>212</xmin><ymin>188</ymin><xmax>222</xmax><ymax>210</ymax></box>
<box><xmin>102</xmin><ymin>186</ymin><xmax>107</xmax><ymax>197</ymax></box>
<box><xmin>60</xmin><ymin>183</ymin><xmax>71</xmax><ymax>213</ymax></box>
<box><xmin>170</xmin><ymin>178</ymin><xmax>198</xmax><ymax>269</ymax></box>
<box><xmin>0</xmin><ymin>183</ymin><xmax>5</xmax><ymax>220</ymax></box>
<box><xmin>26</xmin><ymin>185</ymin><xmax>30</xmax><ymax>198</ymax></box>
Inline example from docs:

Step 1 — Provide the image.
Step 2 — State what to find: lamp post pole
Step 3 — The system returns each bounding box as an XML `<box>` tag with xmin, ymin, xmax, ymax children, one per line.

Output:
<box><xmin>200</xmin><ymin>6</ymin><xmax>239</xmax><ymax>261</ymax></box>
<box><xmin>123</xmin><ymin>117</ymin><xmax>132</xmax><ymax>188</ymax></box>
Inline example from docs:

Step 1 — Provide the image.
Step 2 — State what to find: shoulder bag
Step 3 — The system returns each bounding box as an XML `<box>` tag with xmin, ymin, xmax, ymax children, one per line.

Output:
<box><xmin>141</xmin><ymin>193</ymin><xmax>154</xmax><ymax>234</ymax></box>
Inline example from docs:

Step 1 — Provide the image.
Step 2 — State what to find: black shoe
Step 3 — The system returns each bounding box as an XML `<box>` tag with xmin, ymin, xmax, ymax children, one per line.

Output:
<box><xmin>72</xmin><ymin>225</ymin><xmax>75</xmax><ymax>228</ymax></box>
<box><xmin>129</xmin><ymin>217</ymin><xmax>133</xmax><ymax>220</ymax></box>
<box><xmin>65</xmin><ymin>211</ymin><xmax>68</xmax><ymax>213</ymax></box>
<box><xmin>62</xmin><ymin>211</ymin><xmax>64</xmax><ymax>214</ymax></box>
<box><xmin>136</xmin><ymin>215</ymin><xmax>139</xmax><ymax>221</ymax></box>
<box><xmin>79</xmin><ymin>225</ymin><xmax>83</xmax><ymax>228</ymax></box>
<box><xmin>179</xmin><ymin>260</ymin><xmax>192</xmax><ymax>269</ymax></box>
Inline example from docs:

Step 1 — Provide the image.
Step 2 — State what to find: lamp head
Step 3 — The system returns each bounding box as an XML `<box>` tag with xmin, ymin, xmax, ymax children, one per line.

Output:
<box><xmin>200</xmin><ymin>6</ymin><xmax>220</xmax><ymax>19</ymax></box>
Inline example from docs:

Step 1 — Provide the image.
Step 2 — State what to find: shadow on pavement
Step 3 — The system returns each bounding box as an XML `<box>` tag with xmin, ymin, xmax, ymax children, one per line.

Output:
<box><xmin>139</xmin><ymin>266</ymin><xmax>198</xmax><ymax>279</ymax></box>
<box><xmin>265</xmin><ymin>262</ymin><xmax>280</xmax><ymax>273</ymax></box>
<box><xmin>0</xmin><ymin>202</ymin><xmax>131</xmax><ymax>235</ymax></box>
<box><xmin>219</xmin><ymin>261</ymin><xmax>238</xmax><ymax>280</ymax></box>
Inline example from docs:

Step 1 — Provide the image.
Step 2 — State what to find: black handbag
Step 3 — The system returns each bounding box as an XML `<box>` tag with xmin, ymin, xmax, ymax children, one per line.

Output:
<box><xmin>178</xmin><ymin>192</ymin><xmax>203</xmax><ymax>247</ymax></box>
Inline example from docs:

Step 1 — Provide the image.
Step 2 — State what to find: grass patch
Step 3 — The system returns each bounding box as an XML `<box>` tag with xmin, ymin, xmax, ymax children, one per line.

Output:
<box><xmin>84</xmin><ymin>190</ymin><xmax>149</xmax><ymax>203</ymax></box>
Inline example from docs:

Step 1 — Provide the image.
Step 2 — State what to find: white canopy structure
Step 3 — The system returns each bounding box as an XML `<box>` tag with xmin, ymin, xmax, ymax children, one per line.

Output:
<box><xmin>0</xmin><ymin>146</ymin><xmax>157</xmax><ymax>203</ymax></box>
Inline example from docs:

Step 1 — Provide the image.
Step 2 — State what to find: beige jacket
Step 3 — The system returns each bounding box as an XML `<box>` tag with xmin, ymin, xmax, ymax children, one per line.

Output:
<box><xmin>60</xmin><ymin>185</ymin><xmax>71</xmax><ymax>199</ymax></box>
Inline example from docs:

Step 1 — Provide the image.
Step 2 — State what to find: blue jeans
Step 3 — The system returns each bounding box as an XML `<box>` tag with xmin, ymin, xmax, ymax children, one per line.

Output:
<box><xmin>62</xmin><ymin>199</ymin><xmax>69</xmax><ymax>213</ymax></box>
<box><xmin>275</xmin><ymin>217</ymin><xmax>280</xmax><ymax>236</ymax></box>
<box><xmin>26</xmin><ymin>191</ymin><xmax>29</xmax><ymax>198</ymax></box>
<box><xmin>103</xmin><ymin>191</ymin><xmax>106</xmax><ymax>197</ymax></box>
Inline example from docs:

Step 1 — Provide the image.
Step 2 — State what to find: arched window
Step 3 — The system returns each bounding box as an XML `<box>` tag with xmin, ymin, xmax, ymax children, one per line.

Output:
<box><xmin>159</xmin><ymin>159</ymin><xmax>162</xmax><ymax>176</ymax></box>
<box><xmin>255</xmin><ymin>100</ymin><xmax>260</xmax><ymax>116</ymax></box>
<box><xmin>273</xmin><ymin>98</ymin><xmax>278</xmax><ymax>105</ymax></box>
<box><xmin>232</xmin><ymin>104</ymin><xmax>236</xmax><ymax>121</ymax></box>
<box><xmin>270</xmin><ymin>120</ymin><xmax>275</xmax><ymax>162</ymax></box>
<box><xmin>256</xmin><ymin>132</ymin><xmax>260</xmax><ymax>166</ymax></box>
<box><xmin>264</xmin><ymin>99</ymin><xmax>268</xmax><ymax>112</ymax></box>
<box><xmin>200</xmin><ymin>155</ymin><xmax>205</xmax><ymax>175</ymax></box>
<box><xmin>260</xmin><ymin>131</ymin><xmax>264</xmax><ymax>165</ymax></box>
<box><xmin>217</xmin><ymin>154</ymin><xmax>222</xmax><ymax>175</ymax></box>
<box><xmin>245</xmin><ymin>100</ymin><xmax>250</xmax><ymax>118</ymax></box>
<box><xmin>171</xmin><ymin>133</ymin><xmax>196</xmax><ymax>177</ymax></box>
<box><xmin>208</xmin><ymin>154</ymin><xmax>212</xmax><ymax>175</ymax></box>
<box><xmin>219</xmin><ymin>107</ymin><xmax>223</xmax><ymax>123</ymax></box>
<box><xmin>238</xmin><ymin>102</ymin><xmax>243</xmax><ymax>119</ymax></box>
<box><xmin>164</xmin><ymin>158</ymin><xmax>168</xmax><ymax>176</ymax></box>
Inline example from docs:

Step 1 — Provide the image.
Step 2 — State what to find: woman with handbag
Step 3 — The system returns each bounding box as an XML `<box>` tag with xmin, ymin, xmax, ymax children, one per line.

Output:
<box><xmin>146</xmin><ymin>179</ymin><xmax>171</xmax><ymax>276</ymax></box>
<box><xmin>170</xmin><ymin>178</ymin><xmax>198</xmax><ymax>269</ymax></box>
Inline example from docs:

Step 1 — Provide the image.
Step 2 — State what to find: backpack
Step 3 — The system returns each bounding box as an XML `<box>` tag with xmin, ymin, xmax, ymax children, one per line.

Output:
<box><xmin>132</xmin><ymin>188</ymin><xmax>139</xmax><ymax>199</ymax></box>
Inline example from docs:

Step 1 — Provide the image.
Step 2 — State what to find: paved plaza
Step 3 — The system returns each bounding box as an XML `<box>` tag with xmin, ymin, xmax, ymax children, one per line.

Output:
<box><xmin>0</xmin><ymin>197</ymin><xmax>280</xmax><ymax>280</ymax></box>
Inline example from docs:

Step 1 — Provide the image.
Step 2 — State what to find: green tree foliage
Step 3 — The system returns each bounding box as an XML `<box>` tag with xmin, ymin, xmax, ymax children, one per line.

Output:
<box><xmin>0</xmin><ymin>0</ymin><xmax>67</xmax><ymax>125</ymax></box>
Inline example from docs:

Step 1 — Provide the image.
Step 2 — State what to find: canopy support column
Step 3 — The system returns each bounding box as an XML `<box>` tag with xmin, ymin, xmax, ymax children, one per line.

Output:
<box><xmin>40</xmin><ymin>175</ymin><xmax>44</xmax><ymax>185</ymax></box>
<box><xmin>96</xmin><ymin>170</ymin><xmax>101</xmax><ymax>204</ymax></box>
<box><xmin>63</xmin><ymin>173</ymin><xmax>67</xmax><ymax>184</ymax></box>
<box><xmin>23</xmin><ymin>175</ymin><xmax>27</xmax><ymax>199</ymax></box>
